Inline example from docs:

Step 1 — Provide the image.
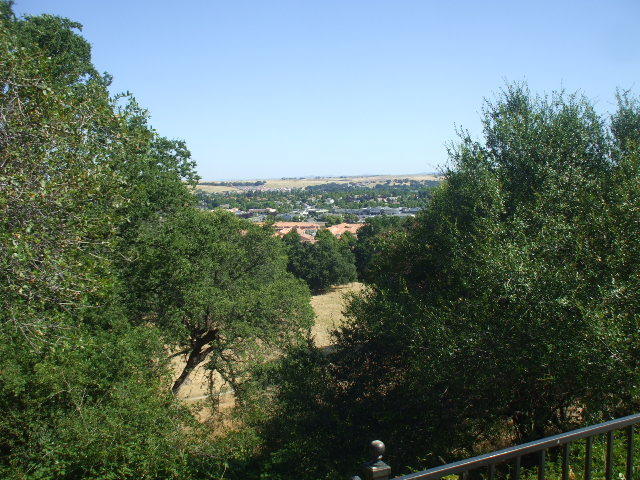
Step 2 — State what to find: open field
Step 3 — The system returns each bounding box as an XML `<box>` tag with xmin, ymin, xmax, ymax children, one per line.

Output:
<box><xmin>196</xmin><ymin>173</ymin><xmax>440</xmax><ymax>193</ymax></box>
<box><xmin>311</xmin><ymin>282</ymin><xmax>364</xmax><ymax>347</ymax></box>
<box><xmin>172</xmin><ymin>282</ymin><xmax>364</xmax><ymax>402</ymax></box>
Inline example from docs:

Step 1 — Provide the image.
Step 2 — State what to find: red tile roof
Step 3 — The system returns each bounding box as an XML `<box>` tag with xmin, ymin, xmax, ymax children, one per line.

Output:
<box><xmin>327</xmin><ymin>223</ymin><xmax>364</xmax><ymax>236</ymax></box>
<box><xmin>269</xmin><ymin>222</ymin><xmax>364</xmax><ymax>243</ymax></box>
<box><xmin>272</xmin><ymin>222</ymin><xmax>323</xmax><ymax>230</ymax></box>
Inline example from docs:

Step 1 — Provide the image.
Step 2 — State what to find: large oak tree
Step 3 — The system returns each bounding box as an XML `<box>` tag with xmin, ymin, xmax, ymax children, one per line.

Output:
<box><xmin>124</xmin><ymin>209</ymin><xmax>314</xmax><ymax>395</ymax></box>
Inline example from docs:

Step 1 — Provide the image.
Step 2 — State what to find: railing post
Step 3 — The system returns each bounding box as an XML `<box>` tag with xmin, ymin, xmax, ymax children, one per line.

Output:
<box><xmin>352</xmin><ymin>440</ymin><xmax>392</xmax><ymax>480</ymax></box>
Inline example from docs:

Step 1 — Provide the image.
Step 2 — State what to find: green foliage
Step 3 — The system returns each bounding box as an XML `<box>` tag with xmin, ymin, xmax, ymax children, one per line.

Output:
<box><xmin>343</xmin><ymin>213</ymin><xmax>360</xmax><ymax>223</ymax></box>
<box><xmin>0</xmin><ymin>4</ymin><xmax>216</xmax><ymax>478</ymax></box>
<box><xmin>283</xmin><ymin>229</ymin><xmax>357</xmax><ymax>293</ymax></box>
<box><xmin>16</xmin><ymin>13</ymin><xmax>97</xmax><ymax>83</ymax></box>
<box><xmin>612</xmin><ymin>90</ymin><xmax>640</xmax><ymax>153</ymax></box>
<box><xmin>321</xmin><ymin>214</ymin><xmax>344</xmax><ymax>226</ymax></box>
<box><xmin>352</xmin><ymin>216</ymin><xmax>410</xmax><ymax>281</ymax></box>
<box><xmin>200</xmin><ymin>180</ymin><xmax>266</xmax><ymax>187</ymax></box>
<box><xmin>123</xmin><ymin>209</ymin><xmax>314</xmax><ymax>395</ymax></box>
<box><xmin>252</xmin><ymin>345</ymin><xmax>353</xmax><ymax>480</ymax></box>
<box><xmin>263</xmin><ymin>85</ymin><xmax>640</xmax><ymax>478</ymax></box>
<box><xmin>0</xmin><ymin>320</ymin><xmax>204</xmax><ymax>479</ymax></box>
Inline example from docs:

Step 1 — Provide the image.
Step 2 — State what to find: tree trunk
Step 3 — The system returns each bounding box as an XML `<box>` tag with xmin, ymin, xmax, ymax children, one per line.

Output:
<box><xmin>172</xmin><ymin>331</ymin><xmax>216</xmax><ymax>395</ymax></box>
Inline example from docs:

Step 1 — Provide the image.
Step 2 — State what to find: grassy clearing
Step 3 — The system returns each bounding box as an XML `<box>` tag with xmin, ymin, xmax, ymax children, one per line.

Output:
<box><xmin>195</xmin><ymin>184</ymin><xmax>243</xmax><ymax>193</ymax></box>
<box><xmin>311</xmin><ymin>282</ymin><xmax>364</xmax><ymax>347</ymax></box>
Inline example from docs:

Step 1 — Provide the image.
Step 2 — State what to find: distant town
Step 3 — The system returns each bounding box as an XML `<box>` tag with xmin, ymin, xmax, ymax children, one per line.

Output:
<box><xmin>196</xmin><ymin>173</ymin><xmax>441</xmax><ymax>228</ymax></box>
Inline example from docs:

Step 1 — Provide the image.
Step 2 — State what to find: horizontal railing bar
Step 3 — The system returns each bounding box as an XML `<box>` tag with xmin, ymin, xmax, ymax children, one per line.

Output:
<box><xmin>396</xmin><ymin>413</ymin><xmax>640</xmax><ymax>480</ymax></box>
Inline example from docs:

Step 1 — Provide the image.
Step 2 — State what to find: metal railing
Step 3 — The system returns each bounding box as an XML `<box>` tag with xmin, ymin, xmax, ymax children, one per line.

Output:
<box><xmin>351</xmin><ymin>413</ymin><xmax>640</xmax><ymax>480</ymax></box>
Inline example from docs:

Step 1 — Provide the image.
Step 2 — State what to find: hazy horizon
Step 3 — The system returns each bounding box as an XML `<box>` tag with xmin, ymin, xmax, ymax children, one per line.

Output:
<box><xmin>199</xmin><ymin>170</ymin><xmax>440</xmax><ymax>182</ymax></box>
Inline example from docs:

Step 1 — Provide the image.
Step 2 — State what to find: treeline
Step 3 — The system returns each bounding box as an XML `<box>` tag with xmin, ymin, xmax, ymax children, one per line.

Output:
<box><xmin>283</xmin><ymin>230</ymin><xmax>357</xmax><ymax>292</ymax></box>
<box><xmin>304</xmin><ymin>179</ymin><xmax>440</xmax><ymax>192</ymax></box>
<box><xmin>200</xmin><ymin>180</ymin><xmax>267</xmax><ymax>187</ymax></box>
<box><xmin>3</xmin><ymin>3</ymin><xmax>640</xmax><ymax>479</ymax></box>
<box><xmin>319</xmin><ymin>213</ymin><xmax>359</xmax><ymax>224</ymax></box>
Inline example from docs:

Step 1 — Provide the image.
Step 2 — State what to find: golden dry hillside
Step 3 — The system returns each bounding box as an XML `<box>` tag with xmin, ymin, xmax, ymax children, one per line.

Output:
<box><xmin>196</xmin><ymin>174</ymin><xmax>440</xmax><ymax>193</ymax></box>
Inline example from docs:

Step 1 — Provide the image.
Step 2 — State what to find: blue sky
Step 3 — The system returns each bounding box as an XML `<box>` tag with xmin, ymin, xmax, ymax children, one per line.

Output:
<box><xmin>14</xmin><ymin>1</ymin><xmax>640</xmax><ymax>180</ymax></box>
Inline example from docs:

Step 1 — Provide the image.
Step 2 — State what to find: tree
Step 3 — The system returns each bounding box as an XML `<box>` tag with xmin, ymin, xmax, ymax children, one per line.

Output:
<box><xmin>353</xmin><ymin>216</ymin><xmax>409</xmax><ymax>281</ymax></box>
<box><xmin>344</xmin><ymin>213</ymin><xmax>360</xmax><ymax>223</ymax></box>
<box><xmin>281</xmin><ymin>229</ymin><xmax>311</xmax><ymax>280</ymax></box>
<box><xmin>321</xmin><ymin>214</ymin><xmax>344</xmax><ymax>226</ymax></box>
<box><xmin>283</xmin><ymin>229</ymin><xmax>357</xmax><ymax>293</ymax></box>
<box><xmin>0</xmin><ymin>5</ymin><xmax>212</xmax><ymax>477</ymax></box>
<box><xmin>123</xmin><ymin>209</ymin><xmax>314</xmax><ymax>395</ymax></box>
<box><xmin>264</xmin><ymin>85</ymin><xmax>640</xmax><ymax>478</ymax></box>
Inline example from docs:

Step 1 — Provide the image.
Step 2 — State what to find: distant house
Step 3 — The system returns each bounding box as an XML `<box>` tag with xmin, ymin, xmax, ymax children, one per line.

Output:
<box><xmin>326</xmin><ymin>223</ymin><xmax>364</xmax><ymax>237</ymax></box>
<box><xmin>248</xmin><ymin>208</ymin><xmax>277</xmax><ymax>214</ymax></box>
<box><xmin>269</xmin><ymin>221</ymin><xmax>363</xmax><ymax>243</ymax></box>
<box><xmin>272</xmin><ymin>222</ymin><xmax>323</xmax><ymax>237</ymax></box>
<box><xmin>308</xmin><ymin>208</ymin><xmax>329</xmax><ymax>215</ymax></box>
<box><xmin>271</xmin><ymin>223</ymin><xmax>321</xmax><ymax>243</ymax></box>
<box><xmin>402</xmin><ymin>207</ymin><xmax>421</xmax><ymax>214</ymax></box>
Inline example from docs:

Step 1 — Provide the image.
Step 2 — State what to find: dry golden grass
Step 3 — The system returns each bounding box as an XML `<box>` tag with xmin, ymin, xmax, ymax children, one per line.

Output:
<box><xmin>196</xmin><ymin>174</ymin><xmax>440</xmax><ymax>193</ymax></box>
<box><xmin>311</xmin><ymin>282</ymin><xmax>364</xmax><ymax>347</ymax></box>
<box><xmin>170</xmin><ymin>357</ymin><xmax>229</xmax><ymax>402</ymax></box>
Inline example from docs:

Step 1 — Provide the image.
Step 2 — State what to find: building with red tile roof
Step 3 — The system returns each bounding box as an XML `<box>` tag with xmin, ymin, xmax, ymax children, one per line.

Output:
<box><xmin>268</xmin><ymin>221</ymin><xmax>364</xmax><ymax>243</ymax></box>
<box><xmin>326</xmin><ymin>223</ymin><xmax>364</xmax><ymax>237</ymax></box>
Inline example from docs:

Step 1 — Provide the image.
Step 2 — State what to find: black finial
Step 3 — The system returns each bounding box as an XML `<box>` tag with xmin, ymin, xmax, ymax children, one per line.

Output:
<box><xmin>370</xmin><ymin>440</ymin><xmax>385</xmax><ymax>462</ymax></box>
<box><xmin>363</xmin><ymin>440</ymin><xmax>391</xmax><ymax>480</ymax></box>
<box><xmin>350</xmin><ymin>439</ymin><xmax>391</xmax><ymax>480</ymax></box>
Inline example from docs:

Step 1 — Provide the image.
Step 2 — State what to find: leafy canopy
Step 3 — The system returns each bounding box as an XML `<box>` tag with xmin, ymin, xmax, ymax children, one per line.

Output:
<box><xmin>124</xmin><ymin>209</ymin><xmax>314</xmax><ymax>395</ymax></box>
<box><xmin>262</xmin><ymin>85</ymin><xmax>640</xmax><ymax>478</ymax></box>
<box><xmin>283</xmin><ymin>229</ymin><xmax>357</xmax><ymax>293</ymax></box>
<box><xmin>0</xmin><ymin>4</ymin><xmax>217</xmax><ymax>478</ymax></box>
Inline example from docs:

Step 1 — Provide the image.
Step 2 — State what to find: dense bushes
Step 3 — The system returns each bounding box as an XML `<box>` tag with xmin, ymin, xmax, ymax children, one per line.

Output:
<box><xmin>281</xmin><ymin>218</ymin><xmax>413</xmax><ymax>292</ymax></box>
<box><xmin>352</xmin><ymin>216</ymin><xmax>410</xmax><ymax>280</ymax></box>
<box><xmin>0</xmin><ymin>4</ymin><xmax>211</xmax><ymax>477</ymax></box>
<box><xmin>259</xmin><ymin>86</ymin><xmax>640</xmax><ymax>479</ymax></box>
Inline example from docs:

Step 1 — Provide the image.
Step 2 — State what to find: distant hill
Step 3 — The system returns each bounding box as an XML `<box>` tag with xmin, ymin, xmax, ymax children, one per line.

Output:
<box><xmin>196</xmin><ymin>173</ymin><xmax>441</xmax><ymax>193</ymax></box>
